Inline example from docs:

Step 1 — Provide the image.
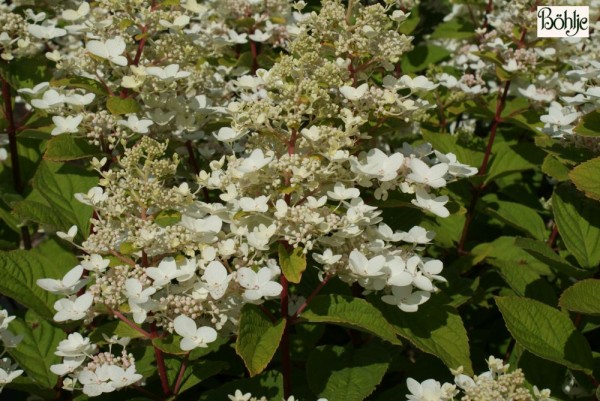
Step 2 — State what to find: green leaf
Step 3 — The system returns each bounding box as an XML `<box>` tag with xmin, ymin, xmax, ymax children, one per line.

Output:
<box><xmin>236</xmin><ymin>304</ymin><xmax>286</xmax><ymax>376</ymax></box>
<box><xmin>0</xmin><ymin>247</ymin><xmax>76</xmax><ymax>320</ymax></box>
<box><xmin>569</xmin><ymin>157</ymin><xmax>600</xmax><ymax>201</ymax></box>
<box><xmin>8</xmin><ymin>312</ymin><xmax>66</xmax><ymax>389</ymax></box>
<box><xmin>198</xmin><ymin>370</ymin><xmax>283</xmax><ymax>401</ymax></box>
<box><xmin>154</xmin><ymin>209</ymin><xmax>182</xmax><ymax>227</ymax></box>
<box><xmin>496</xmin><ymin>296</ymin><xmax>593</xmax><ymax>373</ymax></box>
<box><xmin>400</xmin><ymin>45</ymin><xmax>450</xmax><ymax>73</ymax></box>
<box><xmin>32</xmin><ymin>160</ymin><xmax>98</xmax><ymax>235</ymax></box>
<box><xmin>485</xmin><ymin>143</ymin><xmax>542</xmax><ymax>184</ymax></box>
<box><xmin>106</xmin><ymin>96</ymin><xmax>141</xmax><ymax>115</ymax></box>
<box><xmin>574</xmin><ymin>110</ymin><xmax>600</xmax><ymax>137</ymax></box>
<box><xmin>278</xmin><ymin>244</ymin><xmax>307</xmax><ymax>284</ymax></box>
<box><xmin>177</xmin><ymin>360</ymin><xmax>229</xmax><ymax>395</ymax></box>
<box><xmin>542</xmin><ymin>154</ymin><xmax>570</xmax><ymax>182</ymax></box>
<box><xmin>374</xmin><ymin>295</ymin><xmax>472</xmax><ymax>374</ymax></box>
<box><xmin>51</xmin><ymin>76</ymin><xmax>108</xmax><ymax>96</ymax></box>
<box><xmin>552</xmin><ymin>184</ymin><xmax>600</xmax><ymax>268</ymax></box>
<box><xmin>481</xmin><ymin>194</ymin><xmax>546</xmax><ymax>240</ymax></box>
<box><xmin>559</xmin><ymin>279</ymin><xmax>600</xmax><ymax>316</ymax></box>
<box><xmin>430</xmin><ymin>20</ymin><xmax>476</xmax><ymax>39</ymax></box>
<box><xmin>44</xmin><ymin>135</ymin><xmax>100</xmax><ymax>161</ymax></box>
<box><xmin>13</xmin><ymin>199</ymin><xmax>71</xmax><ymax>230</ymax></box>
<box><xmin>0</xmin><ymin>54</ymin><xmax>51</xmax><ymax>90</ymax></box>
<box><xmin>153</xmin><ymin>334</ymin><xmax>188</xmax><ymax>355</ymax></box>
<box><xmin>306</xmin><ymin>344</ymin><xmax>390</xmax><ymax>401</ymax></box>
<box><xmin>301</xmin><ymin>294</ymin><xmax>401</xmax><ymax>345</ymax></box>
<box><xmin>514</xmin><ymin>237</ymin><xmax>589</xmax><ymax>278</ymax></box>
<box><xmin>492</xmin><ymin>259</ymin><xmax>557</xmax><ymax>305</ymax></box>
<box><xmin>89</xmin><ymin>320</ymin><xmax>147</xmax><ymax>343</ymax></box>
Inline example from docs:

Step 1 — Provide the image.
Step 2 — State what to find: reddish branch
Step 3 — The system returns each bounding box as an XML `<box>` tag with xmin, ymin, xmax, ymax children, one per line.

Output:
<box><xmin>456</xmin><ymin>0</ymin><xmax>538</xmax><ymax>254</ymax></box>
<box><xmin>2</xmin><ymin>77</ymin><xmax>32</xmax><ymax>249</ymax></box>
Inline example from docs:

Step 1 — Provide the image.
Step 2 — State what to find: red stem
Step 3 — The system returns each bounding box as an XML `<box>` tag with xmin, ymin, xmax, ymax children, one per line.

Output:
<box><xmin>173</xmin><ymin>355</ymin><xmax>189</xmax><ymax>395</ymax></box>
<box><xmin>2</xmin><ymin>77</ymin><xmax>32</xmax><ymax>249</ymax></box>
<box><xmin>249</xmin><ymin>40</ymin><xmax>259</xmax><ymax>74</ymax></box>
<box><xmin>292</xmin><ymin>274</ymin><xmax>331</xmax><ymax>319</ymax></box>
<box><xmin>457</xmin><ymin>76</ymin><xmax>511</xmax><ymax>255</ymax></box>
<box><xmin>279</xmin><ymin>274</ymin><xmax>292</xmax><ymax>399</ymax></box>
<box><xmin>152</xmin><ymin>324</ymin><xmax>171</xmax><ymax>396</ymax></box>
<box><xmin>112</xmin><ymin>309</ymin><xmax>152</xmax><ymax>338</ymax></box>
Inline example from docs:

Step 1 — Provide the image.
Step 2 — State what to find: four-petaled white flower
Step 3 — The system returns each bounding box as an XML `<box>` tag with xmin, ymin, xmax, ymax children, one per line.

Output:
<box><xmin>53</xmin><ymin>292</ymin><xmax>94</xmax><ymax>322</ymax></box>
<box><xmin>236</xmin><ymin>149</ymin><xmax>274</xmax><ymax>173</ymax></box>
<box><xmin>0</xmin><ymin>358</ymin><xmax>23</xmax><ymax>385</ymax></box>
<box><xmin>407</xmin><ymin>158</ymin><xmax>448</xmax><ymax>188</ymax></box>
<box><xmin>327</xmin><ymin>182</ymin><xmax>360</xmax><ymax>200</ymax></box>
<box><xmin>382</xmin><ymin>285</ymin><xmax>431</xmax><ymax>312</ymax></box>
<box><xmin>31</xmin><ymin>89</ymin><xmax>65</xmax><ymax>109</ymax></box>
<box><xmin>202</xmin><ymin>261</ymin><xmax>231</xmax><ymax>300</ymax></box>
<box><xmin>55</xmin><ymin>333</ymin><xmax>97</xmax><ymax>357</ymax></box>
<box><xmin>86</xmin><ymin>37</ymin><xmax>128</xmax><ymax>66</ymax></box>
<box><xmin>51</xmin><ymin>115</ymin><xmax>83</xmax><ymax>136</ymax></box>
<box><xmin>27</xmin><ymin>23</ymin><xmax>67</xmax><ymax>39</ymax></box>
<box><xmin>406</xmin><ymin>378</ymin><xmax>446</xmax><ymax>401</ymax></box>
<box><xmin>118</xmin><ymin>115</ymin><xmax>154</xmax><ymax>134</ymax></box>
<box><xmin>411</xmin><ymin>188</ymin><xmax>450</xmax><ymax>218</ymax></box>
<box><xmin>399</xmin><ymin>75</ymin><xmax>439</xmax><ymax>92</ymax></box>
<box><xmin>173</xmin><ymin>315</ymin><xmax>218</xmax><ymax>351</ymax></box>
<box><xmin>108</xmin><ymin>365</ymin><xmax>143</xmax><ymax>389</ymax></box>
<box><xmin>124</xmin><ymin>278</ymin><xmax>156</xmax><ymax>304</ymax></box>
<box><xmin>146</xmin><ymin>257</ymin><xmax>184</xmax><ymax>288</ymax></box>
<box><xmin>62</xmin><ymin>2</ymin><xmax>90</xmax><ymax>21</ymax></box>
<box><xmin>146</xmin><ymin>64</ymin><xmax>191</xmax><ymax>81</ymax></box>
<box><xmin>37</xmin><ymin>265</ymin><xmax>89</xmax><ymax>295</ymax></box>
<box><xmin>74</xmin><ymin>187</ymin><xmax>108</xmax><ymax>206</ymax></box>
<box><xmin>81</xmin><ymin>254</ymin><xmax>110</xmax><ymax>273</ymax></box>
<box><xmin>340</xmin><ymin>83</ymin><xmax>369</xmax><ymax>101</ymax></box>
<box><xmin>313</xmin><ymin>249</ymin><xmax>342</xmax><ymax>265</ymax></box>
<box><xmin>239</xmin><ymin>196</ymin><xmax>270</xmax><ymax>212</ymax></box>
<box><xmin>350</xmin><ymin>149</ymin><xmax>404</xmax><ymax>182</ymax></box>
<box><xmin>237</xmin><ymin>267</ymin><xmax>283</xmax><ymax>301</ymax></box>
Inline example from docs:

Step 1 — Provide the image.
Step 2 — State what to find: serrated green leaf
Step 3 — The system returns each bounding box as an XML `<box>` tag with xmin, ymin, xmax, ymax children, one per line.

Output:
<box><xmin>514</xmin><ymin>238</ymin><xmax>589</xmax><ymax>279</ymax></box>
<box><xmin>301</xmin><ymin>294</ymin><xmax>401</xmax><ymax>345</ymax></box>
<box><xmin>574</xmin><ymin>111</ymin><xmax>600</xmax><ymax>137</ymax></box>
<box><xmin>306</xmin><ymin>344</ymin><xmax>390</xmax><ymax>401</ymax></box>
<box><xmin>236</xmin><ymin>304</ymin><xmax>286</xmax><ymax>376</ymax></box>
<box><xmin>481</xmin><ymin>194</ymin><xmax>546</xmax><ymax>240</ymax></box>
<box><xmin>374</xmin><ymin>295</ymin><xmax>472</xmax><ymax>374</ymax></box>
<box><xmin>177</xmin><ymin>360</ymin><xmax>229</xmax><ymax>395</ymax></box>
<box><xmin>278</xmin><ymin>244</ymin><xmax>307</xmax><ymax>284</ymax></box>
<box><xmin>569</xmin><ymin>157</ymin><xmax>600</xmax><ymax>201</ymax></box>
<box><xmin>552</xmin><ymin>184</ymin><xmax>600</xmax><ymax>268</ymax></box>
<box><xmin>496</xmin><ymin>296</ymin><xmax>593</xmax><ymax>373</ymax></box>
<box><xmin>8</xmin><ymin>312</ymin><xmax>66</xmax><ymax>389</ymax></box>
<box><xmin>485</xmin><ymin>143</ymin><xmax>542</xmax><ymax>184</ymax></box>
<box><xmin>51</xmin><ymin>76</ymin><xmax>107</xmax><ymax>96</ymax></box>
<box><xmin>559</xmin><ymin>279</ymin><xmax>600</xmax><ymax>316</ymax></box>
<box><xmin>542</xmin><ymin>154</ymin><xmax>570</xmax><ymax>181</ymax></box>
<box><xmin>33</xmin><ymin>161</ymin><xmax>98</xmax><ymax>235</ymax></box>
<box><xmin>13</xmin><ymin>199</ymin><xmax>71</xmax><ymax>229</ymax></box>
<box><xmin>493</xmin><ymin>259</ymin><xmax>558</xmax><ymax>305</ymax></box>
<box><xmin>400</xmin><ymin>45</ymin><xmax>450</xmax><ymax>73</ymax></box>
<box><xmin>106</xmin><ymin>96</ymin><xmax>140</xmax><ymax>115</ymax></box>
<box><xmin>44</xmin><ymin>135</ymin><xmax>100</xmax><ymax>161</ymax></box>
<box><xmin>0</xmin><ymin>247</ymin><xmax>75</xmax><ymax>320</ymax></box>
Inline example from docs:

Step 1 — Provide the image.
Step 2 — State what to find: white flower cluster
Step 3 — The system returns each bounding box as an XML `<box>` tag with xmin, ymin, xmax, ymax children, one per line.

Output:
<box><xmin>429</xmin><ymin>0</ymin><xmax>600</xmax><ymax>142</ymax></box>
<box><xmin>406</xmin><ymin>356</ymin><xmax>553</xmax><ymax>401</ymax></box>
<box><xmin>35</xmin><ymin>4</ymin><xmax>478</xmax><ymax>369</ymax></box>
<box><xmin>49</xmin><ymin>332</ymin><xmax>143</xmax><ymax>397</ymax></box>
<box><xmin>228</xmin><ymin>390</ymin><xmax>327</xmax><ymax>401</ymax></box>
<box><xmin>0</xmin><ymin>309</ymin><xmax>23</xmax><ymax>393</ymax></box>
<box><xmin>9</xmin><ymin>0</ymin><xmax>304</xmax><ymax>151</ymax></box>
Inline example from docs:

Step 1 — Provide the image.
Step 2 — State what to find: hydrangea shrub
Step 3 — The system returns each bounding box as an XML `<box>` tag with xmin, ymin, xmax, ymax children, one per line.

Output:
<box><xmin>0</xmin><ymin>0</ymin><xmax>598</xmax><ymax>400</ymax></box>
